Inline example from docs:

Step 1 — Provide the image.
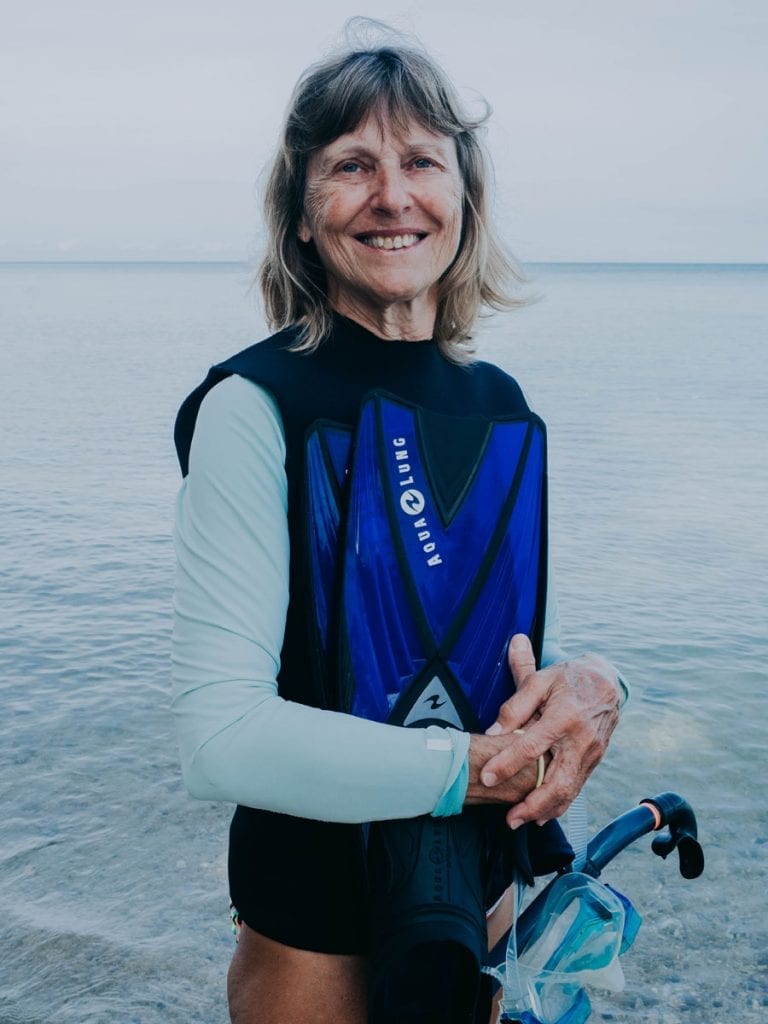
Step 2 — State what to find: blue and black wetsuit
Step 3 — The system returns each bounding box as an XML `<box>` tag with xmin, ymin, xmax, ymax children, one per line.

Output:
<box><xmin>173</xmin><ymin>313</ymin><xmax>572</xmax><ymax>959</ymax></box>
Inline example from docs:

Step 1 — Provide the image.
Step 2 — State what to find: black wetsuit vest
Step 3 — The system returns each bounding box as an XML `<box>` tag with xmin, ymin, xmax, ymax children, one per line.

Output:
<box><xmin>175</xmin><ymin>314</ymin><xmax>543</xmax><ymax>710</ymax></box>
<box><xmin>174</xmin><ymin>314</ymin><xmax>565</xmax><ymax>953</ymax></box>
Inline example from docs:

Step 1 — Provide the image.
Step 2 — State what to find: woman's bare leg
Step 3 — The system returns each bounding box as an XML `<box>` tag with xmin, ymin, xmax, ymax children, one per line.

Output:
<box><xmin>486</xmin><ymin>884</ymin><xmax>516</xmax><ymax>1024</ymax></box>
<box><xmin>486</xmin><ymin>883</ymin><xmax>516</xmax><ymax>953</ymax></box>
<box><xmin>227</xmin><ymin>923</ymin><xmax>368</xmax><ymax>1024</ymax></box>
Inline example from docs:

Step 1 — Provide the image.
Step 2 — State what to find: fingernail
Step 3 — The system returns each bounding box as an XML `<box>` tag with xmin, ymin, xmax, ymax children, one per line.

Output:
<box><xmin>485</xmin><ymin>722</ymin><xmax>502</xmax><ymax>736</ymax></box>
<box><xmin>511</xmin><ymin>634</ymin><xmax>529</xmax><ymax>650</ymax></box>
<box><xmin>482</xmin><ymin>772</ymin><xmax>497</xmax><ymax>787</ymax></box>
<box><xmin>508</xmin><ymin>819</ymin><xmax>522</xmax><ymax>830</ymax></box>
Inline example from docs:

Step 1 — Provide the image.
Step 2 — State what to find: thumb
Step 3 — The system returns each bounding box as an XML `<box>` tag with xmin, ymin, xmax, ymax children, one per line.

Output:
<box><xmin>507</xmin><ymin>633</ymin><xmax>536</xmax><ymax>689</ymax></box>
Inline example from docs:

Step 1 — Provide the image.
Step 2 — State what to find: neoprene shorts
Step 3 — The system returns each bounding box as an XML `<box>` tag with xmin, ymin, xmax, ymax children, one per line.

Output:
<box><xmin>228</xmin><ymin>807</ymin><xmax>573</xmax><ymax>954</ymax></box>
<box><xmin>228</xmin><ymin>805</ymin><xmax>370</xmax><ymax>954</ymax></box>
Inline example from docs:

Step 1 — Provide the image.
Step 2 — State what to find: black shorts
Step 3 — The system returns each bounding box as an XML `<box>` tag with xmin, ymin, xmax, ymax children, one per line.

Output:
<box><xmin>228</xmin><ymin>805</ymin><xmax>370</xmax><ymax>954</ymax></box>
<box><xmin>228</xmin><ymin>807</ymin><xmax>573</xmax><ymax>955</ymax></box>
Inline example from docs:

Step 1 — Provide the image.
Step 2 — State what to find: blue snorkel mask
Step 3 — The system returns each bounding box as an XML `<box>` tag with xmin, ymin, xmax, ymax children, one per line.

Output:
<box><xmin>484</xmin><ymin>793</ymin><xmax>704</xmax><ymax>1024</ymax></box>
<box><xmin>486</xmin><ymin>873</ymin><xmax>640</xmax><ymax>1024</ymax></box>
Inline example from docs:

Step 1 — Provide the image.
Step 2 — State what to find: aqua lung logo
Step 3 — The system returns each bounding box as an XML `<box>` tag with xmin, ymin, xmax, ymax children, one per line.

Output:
<box><xmin>392</xmin><ymin>437</ymin><xmax>443</xmax><ymax>567</ymax></box>
<box><xmin>399</xmin><ymin>489</ymin><xmax>425</xmax><ymax>515</ymax></box>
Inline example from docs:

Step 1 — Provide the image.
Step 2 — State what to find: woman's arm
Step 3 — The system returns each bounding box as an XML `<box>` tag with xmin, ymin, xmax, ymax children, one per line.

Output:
<box><xmin>172</xmin><ymin>374</ymin><xmax>469</xmax><ymax>823</ymax></box>
<box><xmin>172</xmin><ymin>374</ymin><xmax>578</xmax><ymax>822</ymax></box>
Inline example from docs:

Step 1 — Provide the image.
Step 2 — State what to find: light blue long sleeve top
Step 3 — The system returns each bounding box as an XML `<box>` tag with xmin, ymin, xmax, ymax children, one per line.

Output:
<box><xmin>172</xmin><ymin>374</ymin><xmax>572</xmax><ymax>824</ymax></box>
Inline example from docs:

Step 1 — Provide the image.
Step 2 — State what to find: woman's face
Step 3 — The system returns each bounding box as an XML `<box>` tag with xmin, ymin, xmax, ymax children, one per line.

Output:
<box><xmin>298</xmin><ymin>113</ymin><xmax>464</xmax><ymax>333</ymax></box>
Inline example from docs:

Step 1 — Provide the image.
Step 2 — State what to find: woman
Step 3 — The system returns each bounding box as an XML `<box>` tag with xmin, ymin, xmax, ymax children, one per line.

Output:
<box><xmin>172</xmin><ymin>31</ymin><xmax>623</xmax><ymax>1024</ymax></box>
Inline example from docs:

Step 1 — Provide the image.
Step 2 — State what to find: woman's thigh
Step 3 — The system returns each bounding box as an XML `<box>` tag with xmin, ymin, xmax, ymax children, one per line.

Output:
<box><xmin>227</xmin><ymin>923</ymin><xmax>368</xmax><ymax>1024</ymax></box>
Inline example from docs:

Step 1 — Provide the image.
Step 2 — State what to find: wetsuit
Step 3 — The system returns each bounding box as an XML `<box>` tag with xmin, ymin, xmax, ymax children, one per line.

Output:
<box><xmin>173</xmin><ymin>313</ymin><xmax>571</xmax><ymax>953</ymax></box>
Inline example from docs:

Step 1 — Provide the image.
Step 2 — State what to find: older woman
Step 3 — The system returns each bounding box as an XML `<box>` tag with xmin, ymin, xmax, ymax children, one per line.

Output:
<box><xmin>173</xmin><ymin>32</ymin><xmax>622</xmax><ymax>1024</ymax></box>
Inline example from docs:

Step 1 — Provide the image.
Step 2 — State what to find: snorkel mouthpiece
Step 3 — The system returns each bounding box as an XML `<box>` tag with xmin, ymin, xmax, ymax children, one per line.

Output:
<box><xmin>641</xmin><ymin>793</ymin><xmax>705</xmax><ymax>880</ymax></box>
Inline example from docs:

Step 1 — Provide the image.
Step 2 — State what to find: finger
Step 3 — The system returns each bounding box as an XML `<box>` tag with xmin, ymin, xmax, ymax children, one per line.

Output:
<box><xmin>485</xmin><ymin>635</ymin><xmax>544</xmax><ymax>737</ymax></box>
<box><xmin>507</xmin><ymin>633</ymin><xmax>537</xmax><ymax>688</ymax></box>
<box><xmin>484</xmin><ymin>704</ymin><xmax>566</xmax><ymax>777</ymax></box>
<box><xmin>505</xmin><ymin>776</ymin><xmax>577</xmax><ymax>829</ymax></box>
<box><xmin>486</xmin><ymin>687</ymin><xmax>543</xmax><ymax>736</ymax></box>
<box><xmin>487</xmin><ymin>661</ymin><xmax>552</xmax><ymax>737</ymax></box>
<box><xmin>506</xmin><ymin>740</ymin><xmax>602</xmax><ymax>828</ymax></box>
<box><xmin>481</xmin><ymin>729</ymin><xmax>545</xmax><ymax>786</ymax></box>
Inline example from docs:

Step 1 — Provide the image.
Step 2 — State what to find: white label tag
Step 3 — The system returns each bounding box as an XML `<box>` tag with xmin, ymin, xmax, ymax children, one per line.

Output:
<box><xmin>426</xmin><ymin>737</ymin><xmax>452</xmax><ymax>752</ymax></box>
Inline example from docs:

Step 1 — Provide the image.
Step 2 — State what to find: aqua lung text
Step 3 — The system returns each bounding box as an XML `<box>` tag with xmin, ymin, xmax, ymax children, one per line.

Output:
<box><xmin>392</xmin><ymin>437</ymin><xmax>443</xmax><ymax>567</ymax></box>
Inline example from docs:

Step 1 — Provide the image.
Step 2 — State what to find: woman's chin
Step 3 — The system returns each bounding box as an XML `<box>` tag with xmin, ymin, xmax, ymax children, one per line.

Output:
<box><xmin>336</xmin><ymin>281</ymin><xmax>436</xmax><ymax>315</ymax></box>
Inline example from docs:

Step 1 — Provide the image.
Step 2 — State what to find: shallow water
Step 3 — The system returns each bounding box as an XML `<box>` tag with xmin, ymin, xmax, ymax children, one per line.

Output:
<box><xmin>1</xmin><ymin>262</ymin><xmax>766</xmax><ymax>1022</ymax></box>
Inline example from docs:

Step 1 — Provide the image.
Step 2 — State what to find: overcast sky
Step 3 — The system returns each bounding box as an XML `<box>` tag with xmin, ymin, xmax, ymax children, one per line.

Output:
<box><xmin>2</xmin><ymin>0</ymin><xmax>766</xmax><ymax>262</ymax></box>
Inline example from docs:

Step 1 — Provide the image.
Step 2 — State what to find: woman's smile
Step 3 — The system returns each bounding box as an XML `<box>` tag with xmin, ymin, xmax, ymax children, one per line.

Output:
<box><xmin>298</xmin><ymin>114</ymin><xmax>464</xmax><ymax>337</ymax></box>
<box><xmin>357</xmin><ymin>231</ymin><xmax>425</xmax><ymax>250</ymax></box>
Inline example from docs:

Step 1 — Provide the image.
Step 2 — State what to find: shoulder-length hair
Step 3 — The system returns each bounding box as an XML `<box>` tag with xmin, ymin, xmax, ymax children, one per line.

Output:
<box><xmin>259</xmin><ymin>35</ymin><xmax>525</xmax><ymax>361</ymax></box>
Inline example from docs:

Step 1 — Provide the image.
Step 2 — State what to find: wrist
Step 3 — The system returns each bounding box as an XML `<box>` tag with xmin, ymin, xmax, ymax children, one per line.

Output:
<box><xmin>577</xmin><ymin>652</ymin><xmax>623</xmax><ymax>710</ymax></box>
<box><xmin>464</xmin><ymin>734</ymin><xmax>548</xmax><ymax>806</ymax></box>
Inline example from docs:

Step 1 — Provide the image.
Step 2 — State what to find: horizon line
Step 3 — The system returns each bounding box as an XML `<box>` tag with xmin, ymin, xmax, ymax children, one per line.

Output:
<box><xmin>1</xmin><ymin>258</ymin><xmax>766</xmax><ymax>268</ymax></box>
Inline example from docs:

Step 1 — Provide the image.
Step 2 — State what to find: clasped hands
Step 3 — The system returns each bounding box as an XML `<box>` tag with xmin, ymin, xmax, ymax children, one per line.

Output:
<box><xmin>465</xmin><ymin>634</ymin><xmax>621</xmax><ymax>829</ymax></box>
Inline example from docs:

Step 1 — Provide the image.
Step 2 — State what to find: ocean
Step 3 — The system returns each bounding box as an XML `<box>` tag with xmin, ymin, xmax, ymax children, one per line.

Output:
<box><xmin>1</xmin><ymin>262</ymin><xmax>766</xmax><ymax>1023</ymax></box>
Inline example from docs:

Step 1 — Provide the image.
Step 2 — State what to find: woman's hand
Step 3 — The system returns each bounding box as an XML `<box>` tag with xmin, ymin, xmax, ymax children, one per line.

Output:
<box><xmin>464</xmin><ymin>731</ymin><xmax>549</xmax><ymax>807</ymax></box>
<box><xmin>479</xmin><ymin>634</ymin><xmax>621</xmax><ymax>829</ymax></box>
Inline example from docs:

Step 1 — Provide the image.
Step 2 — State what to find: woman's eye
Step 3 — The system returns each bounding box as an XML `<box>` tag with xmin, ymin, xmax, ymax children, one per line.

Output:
<box><xmin>413</xmin><ymin>157</ymin><xmax>435</xmax><ymax>169</ymax></box>
<box><xmin>339</xmin><ymin>161</ymin><xmax>362</xmax><ymax>173</ymax></box>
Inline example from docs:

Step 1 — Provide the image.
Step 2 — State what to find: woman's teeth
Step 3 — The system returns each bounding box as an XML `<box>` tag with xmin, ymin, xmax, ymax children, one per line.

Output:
<box><xmin>361</xmin><ymin>233</ymin><xmax>420</xmax><ymax>250</ymax></box>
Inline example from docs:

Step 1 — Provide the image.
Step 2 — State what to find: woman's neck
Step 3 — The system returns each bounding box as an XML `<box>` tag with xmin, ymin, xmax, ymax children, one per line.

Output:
<box><xmin>329</xmin><ymin>293</ymin><xmax>435</xmax><ymax>342</ymax></box>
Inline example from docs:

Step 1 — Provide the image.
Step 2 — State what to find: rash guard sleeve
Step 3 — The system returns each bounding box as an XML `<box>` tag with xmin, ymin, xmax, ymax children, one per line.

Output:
<box><xmin>172</xmin><ymin>374</ymin><xmax>469</xmax><ymax>822</ymax></box>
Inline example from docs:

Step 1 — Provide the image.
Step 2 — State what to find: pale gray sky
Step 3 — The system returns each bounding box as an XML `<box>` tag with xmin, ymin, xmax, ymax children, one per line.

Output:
<box><xmin>2</xmin><ymin>0</ymin><xmax>766</xmax><ymax>262</ymax></box>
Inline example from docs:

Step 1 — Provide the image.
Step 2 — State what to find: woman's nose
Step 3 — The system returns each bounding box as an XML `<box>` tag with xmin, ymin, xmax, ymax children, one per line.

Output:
<box><xmin>370</xmin><ymin>166</ymin><xmax>411</xmax><ymax>214</ymax></box>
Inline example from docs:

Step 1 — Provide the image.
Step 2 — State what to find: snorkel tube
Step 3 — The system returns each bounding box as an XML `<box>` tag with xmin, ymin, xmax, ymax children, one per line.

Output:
<box><xmin>582</xmin><ymin>792</ymin><xmax>704</xmax><ymax>881</ymax></box>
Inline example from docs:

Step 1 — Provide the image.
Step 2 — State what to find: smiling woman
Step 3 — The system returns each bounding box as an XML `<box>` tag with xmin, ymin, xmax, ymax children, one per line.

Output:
<box><xmin>298</xmin><ymin>117</ymin><xmax>464</xmax><ymax>338</ymax></box>
<box><xmin>259</xmin><ymin>38</ymin><xmax>525</xmax><ymax>355</ymax></box>
<box><xmin>172</xmin><ymin>20</ymin><xmax>622</xmax><ymax>1024</ymax></box>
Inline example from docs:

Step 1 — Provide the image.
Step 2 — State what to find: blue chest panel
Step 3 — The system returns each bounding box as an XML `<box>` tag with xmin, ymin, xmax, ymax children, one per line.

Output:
<box><xmin>305</xmin><ymin>392</ymin><xmax>547</xmax><ymax>732</ymax></box>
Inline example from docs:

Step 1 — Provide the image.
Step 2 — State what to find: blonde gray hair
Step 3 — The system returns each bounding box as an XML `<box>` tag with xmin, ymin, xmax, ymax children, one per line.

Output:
<box><xmin>259</xmin><ymin>27</ymin><xmax>524</xmax><ymax>360</ymax></box>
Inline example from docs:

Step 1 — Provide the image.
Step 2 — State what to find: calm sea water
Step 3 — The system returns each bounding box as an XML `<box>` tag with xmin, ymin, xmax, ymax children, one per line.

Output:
<box><xmin>1</xmin><ymin>263</ymin><xmax>766</xmax><ymax>1023</ymax></box>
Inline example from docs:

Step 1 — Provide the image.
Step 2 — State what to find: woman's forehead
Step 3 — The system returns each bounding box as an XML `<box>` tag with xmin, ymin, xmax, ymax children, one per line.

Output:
<box><xmin>312</xmin><ymin>112</ymin><xmax>457</xmax><ymax>164</ymax></box>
